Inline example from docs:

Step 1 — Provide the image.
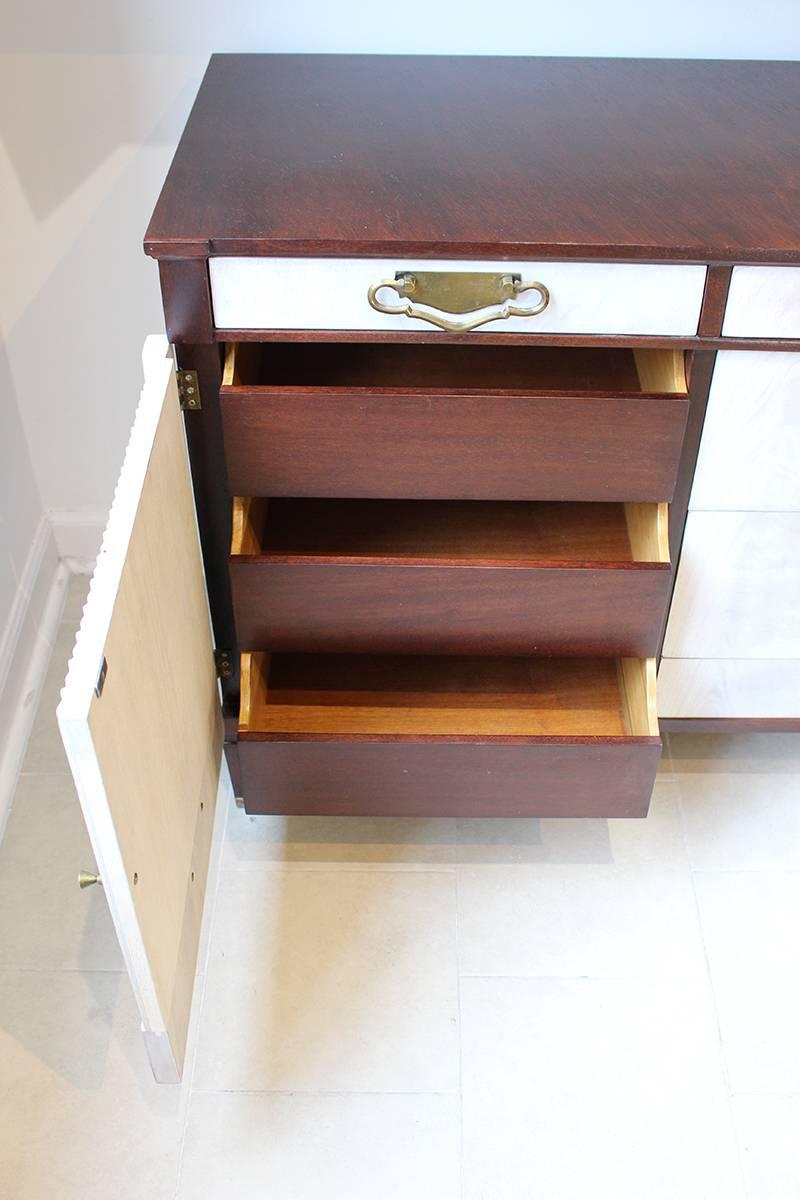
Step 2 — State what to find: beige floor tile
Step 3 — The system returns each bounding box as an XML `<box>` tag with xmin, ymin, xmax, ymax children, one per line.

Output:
<box><xmin>457</xmin><ymin>784</ymin><xmax>705</xmax><ymax>979</ymax></box>
<box><xmin>695</xmin><ymin>872</ymin><xmax>800</xmax><ymax>1092</ymax></box>
<box><xmin>177</xmin><ymin>1091</ymin><xmax>460</xmax><ymax>1200</ymax></box>
<box><xmin>223</xmin><ymin>801</ymin><xmax>464</xmax><ymax>868</ymax></box>
<box><xmin>457</xmin><ymin>860</ymin><xmax>705</xmax><ymax>979</ymax></box>
<box><xmin>659</xmin><ymin>732</ymin><xmax>677</xmax><ymax>774</ymax></box>
<box><xmin>670</xmin><ymin>733</ymin><xmax>800</xmax><ymax>773</ymax></box>
<box><xmin>461</xmin><ymin>976</ymin><xmax>744</xmax><ymax>1200</ymax></box>
<box><xmin>0</xmin><ymin>774</ymin><xmax>121</xmax><ymax>970</ymax></box>
<box><xmin>59</xmin><ymin>574</ymin><xmax>90</xmax><ymax>624</ymax></box>
<box><xmin>223</xmin><ymin>776</ymin><xmax>681</xmax><ymax>870</ymax></box>
<box><xmin>672</xmin><ymin>734</ymin><xmax>800</xmax><ymax>869</ymax></box>
<box><xmin>0</xmin><ymin>969</ymin><xmax>187</xmax><ymax>1200</ymax></box>
<box><xmin>193</xmin><ymin>868</ymin><xmax>459</xmax><ymax>1093</ymax></box>
<box><xmin>733</xmin><ymin>1095</ymin><xmax>800</xmax><ymax>1200</ymax></box>
<box><xmin>20</xmin><ymin>622</ymin><xmax>77</xmax><ymax>774</ymax></box>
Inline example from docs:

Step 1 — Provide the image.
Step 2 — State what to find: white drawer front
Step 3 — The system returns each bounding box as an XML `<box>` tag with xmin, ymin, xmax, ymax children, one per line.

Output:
<box><xmin>690</xmin><ymin>351</ymin><xmax>800</xmax><ymax>512</ymax></box>
<box><xmin>663</xmin><ymin>511</ymin><xmax>800</xmax><ymax>659</ymax></box>
<box><xmin>658</xmin><ymin>658</ymin><xmax>800</xmax><ymax>719</ymax></box>
<box><xmin>209</xmin><ymin>258</ymin><xmax>707</xmax><ymax>335</ymax></box>
<box><xmin>723</xmin><ymin>266</ymin><xmax>800</xmax><ymax>338</ymax></box>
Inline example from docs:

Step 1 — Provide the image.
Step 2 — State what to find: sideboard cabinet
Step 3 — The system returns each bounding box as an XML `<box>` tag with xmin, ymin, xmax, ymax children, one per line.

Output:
<box><xmin>57</xmin><ymin>56</ymin><xmax>800</xmax><ymax>1078</ymax></box>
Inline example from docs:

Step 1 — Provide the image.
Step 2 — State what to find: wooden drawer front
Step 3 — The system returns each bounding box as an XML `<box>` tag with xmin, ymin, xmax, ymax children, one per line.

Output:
<box><xmin>723</xmin><ymin>267</ymin><xmax>800</xmax><ymax>338</ymax></box>
<box><xmin>221</xmin><ymin>345</ymin><xmax>688</xmax><ymax>502</ymax></box>
<box><xmin>210</xmin><ymin>258</ymin><xmax>706</xmax><ymax>335</ymax></box>
<box><xmin>237</xmin><ymin>653</ymin><xmax>660</xmax><ymax>817</ymax></box>
<box><xmin>231</xmin><ymin>499</ymin><xmax>670</xmax><ymax>657</ymax></box>
<box><xmin>690</xmin><ymin>352</ymin><xmax>800</xmax><ymax>512</ymax></box>
<box><xmin>239</xmin><ymin>741</ymin><xmax>659</xmax><ymax>818</ymax></box>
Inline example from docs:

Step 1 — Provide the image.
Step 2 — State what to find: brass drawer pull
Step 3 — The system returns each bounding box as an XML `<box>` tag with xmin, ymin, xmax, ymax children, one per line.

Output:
<box><xmin>367</xmin><ymin>270</ymin><xmax>550</xmax><ymax>333</ymax></box>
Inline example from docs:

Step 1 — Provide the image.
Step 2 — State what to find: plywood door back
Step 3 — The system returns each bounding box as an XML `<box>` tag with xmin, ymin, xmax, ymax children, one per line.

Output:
<box><xmin>58</xmin><ymin>336</ymin><xmax>223</xmax><ymax>1082</ymax></box>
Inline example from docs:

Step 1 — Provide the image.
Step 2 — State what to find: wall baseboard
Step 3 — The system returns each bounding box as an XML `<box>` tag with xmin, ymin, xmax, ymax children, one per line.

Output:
<box><xmin>0</xmin><ymin>521</ymin><xmax>67</xmax><ymax>842</ymax></box>
<box><xmin>0</xmin><ymin>516</ymin><xmax>57</xmax><ymax>697</ymax></box>
<box><xmin>49</xmin><ymin>510</ymin><xmax>107</xmax><ymax>569</ymax></box>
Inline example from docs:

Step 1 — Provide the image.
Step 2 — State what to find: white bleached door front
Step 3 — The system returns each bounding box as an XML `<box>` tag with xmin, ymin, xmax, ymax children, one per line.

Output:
<box><xmin>58</xmin><ymin>336</ymin><xmax>225</xmax><ymax>1082</ymax></box>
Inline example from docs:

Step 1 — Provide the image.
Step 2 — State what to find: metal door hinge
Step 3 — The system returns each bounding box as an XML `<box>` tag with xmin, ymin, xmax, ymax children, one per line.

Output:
<box><xmin>95</xmin><ymin>655</ymin><xmax>108</xmax><ymax>698</ymax></box>
<box><xmin>214</xmin><ymin>649</ymin><xmax>234</xmax><ymax>679</ymax></box>
<box><xmin>177</xmin><ymin>369</ymin><xmax>201</xmax><ymax>410</ymax></box>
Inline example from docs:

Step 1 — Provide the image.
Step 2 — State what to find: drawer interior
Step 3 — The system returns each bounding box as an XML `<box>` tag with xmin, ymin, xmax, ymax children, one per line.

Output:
<box><xmin>239</xmin><ymin>652</ymin><xmax>658</xmax><ymax>740</ymax></box>
<box><xmin>231</xmin><ymin>498</ymin><xmax>669</xmax><ymax>566</ymax></box>
<box><xmin>223</xmin><ymin>342</ymin><xmax>688</xmax><ymax>396</ymax></box>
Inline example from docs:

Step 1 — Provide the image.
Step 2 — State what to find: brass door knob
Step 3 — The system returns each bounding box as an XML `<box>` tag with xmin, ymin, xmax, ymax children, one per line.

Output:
<box><xmin>78</xmin><ymin>871</ymin><xmax>102</xmax><ymax>889</ymax></box>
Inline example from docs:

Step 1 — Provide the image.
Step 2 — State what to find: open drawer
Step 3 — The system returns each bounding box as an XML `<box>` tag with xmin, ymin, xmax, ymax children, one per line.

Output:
<box><xmin>231</xmin><ymin>497</ymin><xmax>670</xmax><ymax>657</ymax></box>
<box><xmin>221</xmin><ymin>343</ymin><xmax>689</xmax><ymax>502</ymax></box>
<box><xmin>236</xmin><ymin>652</ymin><xmax>661</xmax><ymax>817</ymax></box>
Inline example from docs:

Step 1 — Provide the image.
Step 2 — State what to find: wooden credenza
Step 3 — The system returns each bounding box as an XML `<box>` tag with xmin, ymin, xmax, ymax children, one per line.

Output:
<box><xmin>57</xmin><ymin>55</ymin><xmax>800</xmax><ymax>1078</ymax></box>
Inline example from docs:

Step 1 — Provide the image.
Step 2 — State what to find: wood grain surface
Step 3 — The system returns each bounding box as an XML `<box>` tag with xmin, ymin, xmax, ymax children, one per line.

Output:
<box><xmin>232</xmin><ymin>498</ymin><xmax>642</xmax><ymax>562</ymax></box>
<box><xmin>236</xmin><ymin>652</ymin><xmax>661</xmax><ymax>816</ymax></box>
<box><xmin>230</xmin><ymin>500</ymin><xmax>671</xmax><ymax>657</ymax></box>
<box><xmin>221</xmin><ymin>369</ymin><xmax>688</xmax><ymax>501</ymax></box>
<box><xmin>238</xmin><ymin>652</ymin><xmax>657</xmax><ymax>739</ymax></box>
<box><xmin>237</xmin><ymin>739</ymin><xmax>660</xmax><ymax>817</ymax></box>
<box><xmin>145</xmin><ymin>55</ymin><xmax>800</xmax><ymax>264</ymax></box>
<box><xmin>227</xmin><ymin>342</ymin><xmax>679</xmax><ymax>391</ymax></box>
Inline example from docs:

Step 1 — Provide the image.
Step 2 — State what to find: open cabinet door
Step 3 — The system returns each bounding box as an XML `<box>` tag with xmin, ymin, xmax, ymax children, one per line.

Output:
<box><xmin>57</xmin><ymin>336</ymin><xmax>224</xmax><ymax>1082</ymax></box>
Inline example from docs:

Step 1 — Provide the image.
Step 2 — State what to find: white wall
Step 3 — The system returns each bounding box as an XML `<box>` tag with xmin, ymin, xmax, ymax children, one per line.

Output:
<box><xmin>0</xmin><ymin>53</ymin><xmax>207</xmax><ymax>556</ymax></box>
<box><xmin>0</xmin><ymin>338</ymin><xmax>57</xmax><ymax>677</ymax></box>
<box><xmin>1</xmin><ymin>2</ymin><xmax>800</xmax><ymax>558</ymax></box>
<box><xmin>0</xmin><ymin>326</ymin><xmax>60</xmax><ymax>817</ymax></box>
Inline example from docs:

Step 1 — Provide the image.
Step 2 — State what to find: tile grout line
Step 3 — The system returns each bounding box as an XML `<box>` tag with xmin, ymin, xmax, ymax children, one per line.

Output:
<box><xmin>0</xmin><ymin>966</ymin><xmax>127</xmax><ymax>975</ymax></box>
<box><xmin>656</xmin><ymin>721</ymin><xmax>677</xmax><ymax>780</ymax></box>
<box><xmin>17</xmin><ymin>770</ymin><xmax>76</xmax><ymax>779</ymax></box>
<box><xmin>218</xmin><ymin>862</ymin><xmax>460</xmax><ymax>875</ymax></box>
<box><xmin>691</xmin><ymin>867</ymin><xmax>800</xmax><ymax>875</ymax></box>
<box><xmin>455</xmin><ymin>971</ymin><xmax>710</xmax><ymax>981</ymax></box>
<box><xmin>453</xmin><ymin>868</ymin><xmax>465</xmax><ymax>1200</ymax></box>
<box><xmin>729</xmin><ymin>1090</ymin><xmax>800</xmax><ymax>1099</ymax></box>
<box><xmin>172</xmin><ymin>788</ymin><xmax>232</xmax><ymax>1200</ymax></box>
<box><xmin>172</xmin><ymin>965</ymin><xmax>211</xmax><ymax>1200</ymax></box>
<box><xmin>188</xmin><ymin>1087</ymin><xmax>463</xmax><ymax>1097</ymax></box>
<box><xmin>674</xmin><ymin>769</ymin><xmax>751</xmax><ymax>1197</ymax></box>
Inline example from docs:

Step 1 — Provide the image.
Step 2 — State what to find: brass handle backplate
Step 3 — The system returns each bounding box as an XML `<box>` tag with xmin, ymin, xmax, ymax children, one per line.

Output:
<box><xmin>367</xmin><ymin>270</ymin><xmax>550</xmax><ymax>333</ymax></box>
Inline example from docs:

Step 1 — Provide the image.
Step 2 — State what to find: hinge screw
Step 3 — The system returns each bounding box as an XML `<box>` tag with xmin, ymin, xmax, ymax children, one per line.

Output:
<box><xmin>178</xmin><ymin>370</ymin><xmax>201</xmax><ymax>410</ymax></box>
<box><xmin>215</xmin><ymin>649</ymin><xmax>234</xmax><ymax>679</ymax></box>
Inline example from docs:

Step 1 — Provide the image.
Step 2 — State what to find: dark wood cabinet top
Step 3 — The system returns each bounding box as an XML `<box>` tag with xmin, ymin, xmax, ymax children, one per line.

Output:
<box><xmin>144</xmin><ymin>54</ymin><xmax>800</xmax><ymax>264</ymax></box>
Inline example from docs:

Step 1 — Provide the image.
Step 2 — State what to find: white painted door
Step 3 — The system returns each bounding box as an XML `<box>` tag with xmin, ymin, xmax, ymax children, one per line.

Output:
<box><xmin>57</xmin><ymin>336</ymin><xmax>225</xmax><ymax>1082</ymax></box>
<box><xmin>660</xmin><ymin>349</ymin><xmax>800</xmax><ymax>720</ymax></box>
